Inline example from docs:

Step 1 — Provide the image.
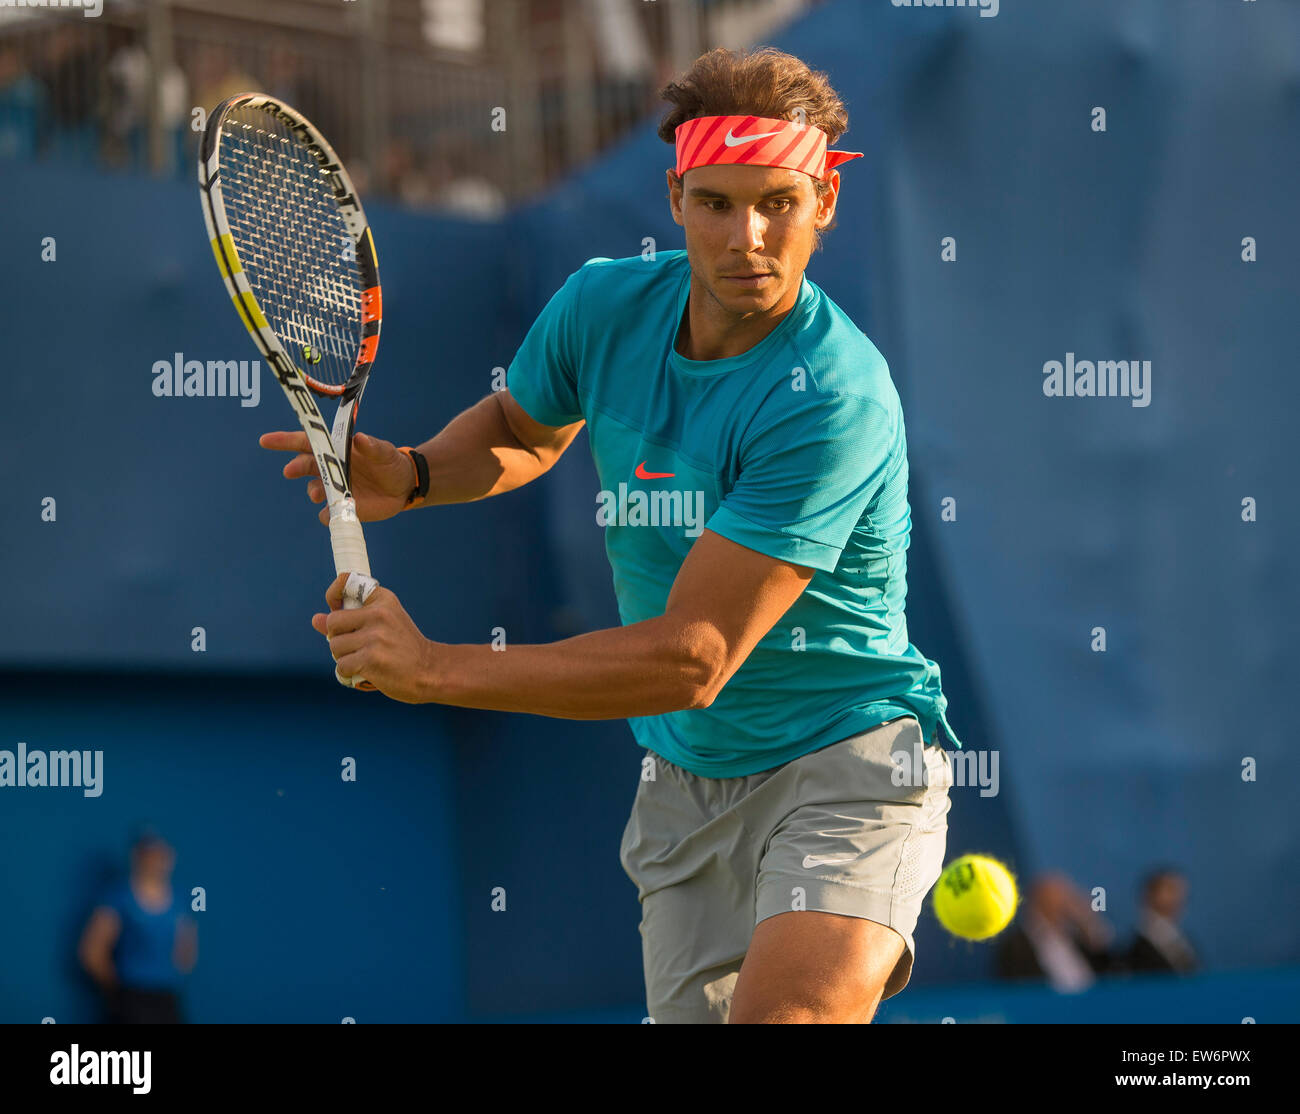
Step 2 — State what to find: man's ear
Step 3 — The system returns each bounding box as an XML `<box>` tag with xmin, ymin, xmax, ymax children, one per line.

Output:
<box><xmin>815</xmin><ymin>169</ymin><xmax>841</xmax><ymax>229</ymax></box>
<box><xmin>667</xmin><ymin>168</ymin><xmax>684</xmax><ymax>227</ymax></box>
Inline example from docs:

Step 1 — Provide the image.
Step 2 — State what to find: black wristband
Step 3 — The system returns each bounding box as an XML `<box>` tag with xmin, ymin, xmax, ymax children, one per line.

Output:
<box><xmin>400</xmin><ymin>447</ymin><xmax>429</xmax><ymax>505</ymax></box>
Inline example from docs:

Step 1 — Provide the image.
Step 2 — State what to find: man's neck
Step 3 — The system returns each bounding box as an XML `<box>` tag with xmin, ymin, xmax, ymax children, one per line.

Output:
<box><xmin>676</xmin><ymin>279</ymin><xmax>802</xmax><ymax>362</ymax></box>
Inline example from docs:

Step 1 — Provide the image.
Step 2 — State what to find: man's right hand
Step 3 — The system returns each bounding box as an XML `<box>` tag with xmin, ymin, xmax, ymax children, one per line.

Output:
<box><xmin>259</xmin><ymin>430</ymin><xmax>418</xmax><ymax>524</ymax></box>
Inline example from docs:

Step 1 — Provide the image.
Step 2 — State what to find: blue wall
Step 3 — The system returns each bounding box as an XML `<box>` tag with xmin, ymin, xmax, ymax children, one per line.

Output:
<box><xmin>3</xmin><ymin>0</ymin><xmax>1298</xmax><ymax>1021</ymax></box>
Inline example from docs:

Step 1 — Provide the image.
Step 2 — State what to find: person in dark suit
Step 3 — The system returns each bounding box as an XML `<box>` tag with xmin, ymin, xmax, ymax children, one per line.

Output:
<box><xmin>995</xmin><ymin>873</ymin><xmax>1117</xmax><ymax>992</ymax></box>
<box><xmin>1126</xmin><ymin>868</ymin><xmax>1199</xmax><ymax>974</ymax></box>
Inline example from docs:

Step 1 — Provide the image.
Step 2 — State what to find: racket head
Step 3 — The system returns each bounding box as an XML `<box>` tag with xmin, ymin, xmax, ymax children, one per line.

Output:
<box><xmin>198</xmin><ymin>92</ymin><xmax>382</xmax><ymax>401</ymax></box>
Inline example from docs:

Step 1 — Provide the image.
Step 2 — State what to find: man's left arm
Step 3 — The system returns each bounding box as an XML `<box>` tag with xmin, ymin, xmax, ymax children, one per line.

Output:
<box><xmin>313</xmin><ymin>530</ymin><xmax>813</xmax><ymax>714</ymax></box>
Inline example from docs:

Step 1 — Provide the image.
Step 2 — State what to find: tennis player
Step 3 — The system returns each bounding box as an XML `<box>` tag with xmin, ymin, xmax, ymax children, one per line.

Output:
<box><xmin>263</xmin><ymin>46</ymin><xmax>959</xmax><ymax>1023</ymax></box>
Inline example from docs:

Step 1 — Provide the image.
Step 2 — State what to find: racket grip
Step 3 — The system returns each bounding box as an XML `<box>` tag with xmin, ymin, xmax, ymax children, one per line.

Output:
<box><xmin>328</xmin><ymin>500</ymin><xmax>372</xmax><ymax>580</ymax></box>
<box><xmin>328</xmin><ymin>501</ymin><xmax>378</xmax><ymax>689</ymax></box>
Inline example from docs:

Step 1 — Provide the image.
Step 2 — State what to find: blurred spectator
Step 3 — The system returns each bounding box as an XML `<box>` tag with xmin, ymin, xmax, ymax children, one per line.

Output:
<box><xmin>586</xmin><ymin>0</ymin><xmax>654</xmax><ymax>145</ymax></box>
<box><xmin>77</xmin><ymin>828</ymin><xmax>197</xmax><ymax>1024</ymax></box>
<box><xmin>995</xmin><ymin>872</ymin><xmax>1117</xmax><ymax>992</ymax></box>
<box><xmin>104</xmin><ymin>26</ymin><xmax>188</xmax><ymax>169</ymax></box>
<box><xmin>39</xmin><ymin>23</ymin><xmax>98</xmax><ymax>128</ymax></box>
<box><xmin>265</xmin><ymin>45</ymin><xmax>346</xmax><ymax>150</ymax></box>
<box><xmin>429</xmin><ymin>135</ymin><xmax>506</xmax><ymax>220</ymax></box>
<box><xmin>1126</xmin><ymin>868</ymin><xmax>1199</xmax><ymax>974</ymax></box>
<box><xmin>0</xmin><ymin>40</ymin><xmax>46</xmax><ymax>161</ymax></box>
<box><xmin>37</xmin><ymin>23</ymin><xmax>101</xmax><ymax>162</ymax></box>
<box><xmin>383</xmin><ymin>136</ymin><xmax>439</xmax><ymax>209</ymax></box>
<box><xmin>437</xmin><ymin>170</ymin><xmax>505</xmax><ymax>219</ymax></box>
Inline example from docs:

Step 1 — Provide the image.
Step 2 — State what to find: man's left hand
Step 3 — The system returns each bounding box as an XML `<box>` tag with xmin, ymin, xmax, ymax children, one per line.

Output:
<box><xmin>313</xmin><ymin>574</ymin><xmax>437</xmax><ymax>702</ymax></box>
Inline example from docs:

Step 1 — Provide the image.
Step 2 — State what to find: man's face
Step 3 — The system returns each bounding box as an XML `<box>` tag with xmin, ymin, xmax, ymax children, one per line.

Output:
<box><xmin>1148</xmin><ymin>875</ymin><xmax>1187</xmax><ymax>919</ymax></box>
<box><xmin>1031</xmin><ymin>876</ymin><xmax>1073</xmax><ymax>926</ymax></box>
<box><xmin>133</xmin><ymin>842</ymin><xmax>175</xmax><ymax>878</ymax></box>
<box><xmin>668</xmin><ymin>163</ymin><xmax>838</xmax><ymax>319</ymax></box>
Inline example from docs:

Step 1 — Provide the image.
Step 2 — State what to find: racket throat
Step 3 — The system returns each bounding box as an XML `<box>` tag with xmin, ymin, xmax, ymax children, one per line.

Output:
<box><xmin>330</xmin><ymin>397</ymin><xmax>358</xmax><ymax>479</ymax></box>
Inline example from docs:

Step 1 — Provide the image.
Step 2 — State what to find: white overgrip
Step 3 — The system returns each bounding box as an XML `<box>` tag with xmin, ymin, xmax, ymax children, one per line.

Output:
<box><xmin>328</xmin><ymin>497</ymin><xmax>371</xmax><ymax>580</ymax></box>
<box><xmin>328</xmin><ymin>497</ymin><xmax>379</xmax><ymax>688</ymax></box>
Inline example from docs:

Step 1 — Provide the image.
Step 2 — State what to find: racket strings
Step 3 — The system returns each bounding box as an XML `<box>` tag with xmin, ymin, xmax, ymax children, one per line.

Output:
<box><xmin>218</xmin><ymin>107</ymin><xmax>363</xmax><ymax>389</ymax></box>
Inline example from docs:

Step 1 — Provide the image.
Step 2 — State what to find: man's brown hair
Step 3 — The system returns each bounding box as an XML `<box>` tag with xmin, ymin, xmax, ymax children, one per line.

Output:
<box><xmin>659</xmin><ymin>47</ymin><xmax>850</xmax><ymax>241</ymax></box>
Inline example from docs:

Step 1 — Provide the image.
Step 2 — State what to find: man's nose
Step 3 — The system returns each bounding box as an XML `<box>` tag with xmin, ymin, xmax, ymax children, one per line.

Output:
<box><xmin>728</xmin><ymin>208</ymin><xmax>765</xmax><ymax>253</ymax></box>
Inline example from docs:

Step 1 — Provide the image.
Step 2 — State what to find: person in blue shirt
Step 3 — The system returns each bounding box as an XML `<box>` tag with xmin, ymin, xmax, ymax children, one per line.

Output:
<box><xmin>78</xmin><ymin>829</ymin><xmax>197</xmax><ymax>1023</ymax></box>
<box><xmin>264</xmin><ymin>46</ymin><xmax>958</xmax><ymax>1023</ymax></box>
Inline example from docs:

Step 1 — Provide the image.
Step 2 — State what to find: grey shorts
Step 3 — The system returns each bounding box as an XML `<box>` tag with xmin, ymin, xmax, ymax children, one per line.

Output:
<box><xmin>619</xmin><ymin>716</ymin><xmax>953</xmax><ymax>1023</ymax></box>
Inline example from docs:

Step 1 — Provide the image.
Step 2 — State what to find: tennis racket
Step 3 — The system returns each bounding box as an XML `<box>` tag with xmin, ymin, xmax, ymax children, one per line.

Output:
<box><xmin>198</xmin><ymin>92</ymin><xmax>382</xmax><ymax>689</ymax></box>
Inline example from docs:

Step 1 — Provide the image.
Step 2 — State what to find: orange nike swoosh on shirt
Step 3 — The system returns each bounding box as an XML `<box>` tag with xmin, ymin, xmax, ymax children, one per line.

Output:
<box><xmin>635</xmin><ymin>461</ymin><xmax>676</xmax><ymax>480</ymax></box>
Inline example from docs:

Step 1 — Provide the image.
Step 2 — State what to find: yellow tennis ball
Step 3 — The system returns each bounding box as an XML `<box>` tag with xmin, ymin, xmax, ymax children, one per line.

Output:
<box><xmin>933</xmin><ymin>854</ymin><xmax>1019</xmax><ymax>940</ymax></box>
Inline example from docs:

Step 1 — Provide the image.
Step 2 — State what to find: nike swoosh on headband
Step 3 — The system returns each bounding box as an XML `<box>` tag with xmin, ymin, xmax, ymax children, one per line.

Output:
<box><xmin>723</xmin><ymin>128</ymin><xmax>784</xmax><ymax>147</ymax></box>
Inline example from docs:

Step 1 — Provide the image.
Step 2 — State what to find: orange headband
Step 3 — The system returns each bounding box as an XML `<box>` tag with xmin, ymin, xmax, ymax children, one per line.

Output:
<box><xmin>674</xmin><ymin>114</ymin><xmax>863</xmax><ymax>181</ymax></box>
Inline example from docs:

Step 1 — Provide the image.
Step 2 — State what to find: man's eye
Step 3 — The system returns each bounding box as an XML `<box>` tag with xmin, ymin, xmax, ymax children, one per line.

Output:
<box><xmin>701</xmin><ymin>199</ymin><xmax>791</xmax><ymax>212</ymax></box>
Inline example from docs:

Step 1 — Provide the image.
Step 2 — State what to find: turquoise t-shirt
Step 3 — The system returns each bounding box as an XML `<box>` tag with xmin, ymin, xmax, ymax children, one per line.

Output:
<box><xmin>508</xmin><ymin>250</ymin><xmax>959</xmax><ymax>777</ymax></box>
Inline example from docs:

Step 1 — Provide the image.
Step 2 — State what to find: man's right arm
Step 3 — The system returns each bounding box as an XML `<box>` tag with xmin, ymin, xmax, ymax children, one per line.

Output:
<box><xmin>406</xmin><ymin>388</ymin><xmax>584</xmax><ymax>508</ymax></box>
<box><xmin>78</xmin><ymin>907</ymin><xmax>121</xmax><ymax>993</ymax></box>
<box><xmin>260</xmin><ymin>388</ymin><xmax>583</xmax><ymax>523</ymax></box>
